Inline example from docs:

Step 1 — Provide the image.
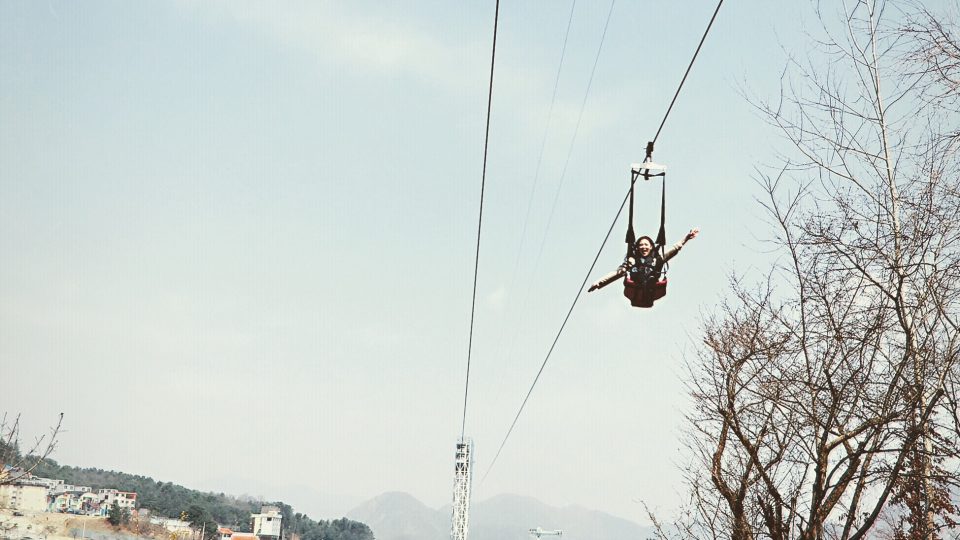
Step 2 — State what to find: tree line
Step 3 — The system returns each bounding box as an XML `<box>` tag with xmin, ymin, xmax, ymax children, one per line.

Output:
<box><xmin>29</xmin><ymin>459</ymin><xmax>372</xmax><ymax>540</ymax></box>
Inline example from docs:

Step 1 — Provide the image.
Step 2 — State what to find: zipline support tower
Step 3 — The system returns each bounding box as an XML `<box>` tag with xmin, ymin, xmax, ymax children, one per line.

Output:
<box><xmin>451</xmin><ymin>438</ymin><xmax>474</xmax><ymax>540</ymax></box>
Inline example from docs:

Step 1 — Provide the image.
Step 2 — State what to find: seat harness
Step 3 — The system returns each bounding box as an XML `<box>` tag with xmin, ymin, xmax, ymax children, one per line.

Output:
<box><xmin>623</xmin><ymin>141</ymin><xmax>668</xmax><ymax>308</ymax></box>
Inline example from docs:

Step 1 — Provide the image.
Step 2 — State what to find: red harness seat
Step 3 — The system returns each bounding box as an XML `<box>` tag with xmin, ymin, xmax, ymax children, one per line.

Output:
<box><xmin>623</xmin><ymin>276</ymin><xmax>667</xmax><ymax>308</ymax></box>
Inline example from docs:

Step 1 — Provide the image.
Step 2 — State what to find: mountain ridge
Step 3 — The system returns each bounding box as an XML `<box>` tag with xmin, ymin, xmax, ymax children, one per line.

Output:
<box><xmin>347</xmin><ymin>491</ymin><xmax>654</xmax><ymax>540</ymax></box>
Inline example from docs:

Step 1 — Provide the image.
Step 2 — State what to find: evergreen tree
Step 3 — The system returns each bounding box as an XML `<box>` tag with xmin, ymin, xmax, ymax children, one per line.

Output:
<box><xmin>107</xmin><ymin>502</ymin><xmax>123</xmax><ymax>526</ymax></box>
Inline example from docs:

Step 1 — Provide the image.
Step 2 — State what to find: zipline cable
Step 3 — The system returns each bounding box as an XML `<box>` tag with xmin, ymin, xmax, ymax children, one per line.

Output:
<box><xmin>498</xmin><ymin>0</ymin><xmax>613</xmax><ymax>370</ymax></box>
<box><xmin>480</xmin><ymin>177</ymin><xmax>638</xmax><ymax>484</ymax></box>
<box><xmin>480</xmin><ymin>0</ymin><xmax>725</xmax><ymax>482</ymax></box>
<box><xmin>495</xmin><ymin>0</ymin><xmax>577</xmax><ymax>362</ymax></box>
<box><xmin>526</xmin><ymin>0</ymin><xmax>617</xmax><ymax>316</ymax></box>
<box><xmin>461</xmin><ymin>0</ymin><xmax>500</xmax><ymax>441</ymax></box>
<box><xmin>652</xmin><ymin>0</ymin><xmax>724</xmax><ymax>145</ymax></box>
<box><xmin>518</xmin><ymin>0</ymin><xmax>578</xmax><ymax>252</ymax></box>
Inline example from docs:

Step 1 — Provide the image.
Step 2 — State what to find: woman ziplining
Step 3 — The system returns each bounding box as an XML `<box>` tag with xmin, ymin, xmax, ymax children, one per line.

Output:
<box><xmin>587</xmin><ymin>145</ymin><xmax>699</xmax><ymax>308</ymax></box>
<box><xmin>581</xmin><ymin>0</ymin><xmax>725</xmax><ymax>310</ymax></box>
<box><xmin>588</xmin><ymin>228</ymin><xmax>698</xmax><ymax>307</ymax></box>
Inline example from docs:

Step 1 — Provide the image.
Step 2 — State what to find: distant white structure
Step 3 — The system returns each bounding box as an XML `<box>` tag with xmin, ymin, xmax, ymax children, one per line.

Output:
<box><xmin>450</xmin><ymin>438</ymin><xmax>473</xmax><ymax>540</ymax></box>
<box><xmin>252</xmin><ymin>505</ymin><xmax>282</xmax><ymax>540</ymax></box>
<box><xmin>529</xmin><ymin>527</ymin><xmax>563</xmax><ymax>538</ymax></box>
<box><xmin>149</xmin><ymin>516</ymin><xmax>194</xmax><ymax>534</ymax></box>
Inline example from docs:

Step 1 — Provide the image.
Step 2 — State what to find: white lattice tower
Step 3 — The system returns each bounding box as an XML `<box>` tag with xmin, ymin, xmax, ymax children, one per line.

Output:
<box><xmin>451</xmin><ymin>438</ymin><xmax>474</xmax><ymax>540</ymax></box>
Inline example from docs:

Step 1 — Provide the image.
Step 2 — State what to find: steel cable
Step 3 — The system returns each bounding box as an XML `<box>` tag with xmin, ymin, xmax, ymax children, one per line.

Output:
<box><xmin>461</xmin><ymin>0</ymin><xmax>501</xmax><ymax>440</ymax></box>
<box><xmin>480</xmin><ymin>0</ymin><xmax>725</xmax><ymax>482</ymax></box>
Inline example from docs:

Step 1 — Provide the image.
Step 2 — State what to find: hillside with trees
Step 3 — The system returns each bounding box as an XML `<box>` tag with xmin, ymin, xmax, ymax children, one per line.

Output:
<box><xmin>29</xmin><ymin>458</ymin><xmax>372</xmax><ymax>540</ymax></box>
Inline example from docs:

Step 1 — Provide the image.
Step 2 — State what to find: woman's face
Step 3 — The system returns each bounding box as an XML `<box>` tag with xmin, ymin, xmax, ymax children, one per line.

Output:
<box><xmin>637</xmin><ymin>238</ymin><xmax>653</xmax><ymax>257</ymax></box>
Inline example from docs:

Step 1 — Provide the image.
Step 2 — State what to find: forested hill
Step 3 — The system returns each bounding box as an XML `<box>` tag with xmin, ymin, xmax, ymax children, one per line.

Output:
<box><xmin>30</xmin><ymin>458</ymin><xmax>373</xmax><ymax>540</ymax></box>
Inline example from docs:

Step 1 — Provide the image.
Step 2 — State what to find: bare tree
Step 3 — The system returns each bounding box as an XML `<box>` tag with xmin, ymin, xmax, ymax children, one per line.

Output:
<box><xmin>662</xmin><ymin>2</ymin><xmax>960</xmax><ymax>540</ymax></box>
<box><xmin>0</xmin><ymin>412</ymin><xmax>64</xmax><ymax>485</ymax></box>
<box><xmin>902</xmin><ymin>2</ymin><xmax>960</xmax><ymax>143</ymax></box>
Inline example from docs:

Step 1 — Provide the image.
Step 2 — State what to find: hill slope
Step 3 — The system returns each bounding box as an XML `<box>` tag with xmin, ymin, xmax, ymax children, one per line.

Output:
<box><xmin>29</xmin><ymin>458</ymin><xmax>371</xmax><ymax>540</ymax></box>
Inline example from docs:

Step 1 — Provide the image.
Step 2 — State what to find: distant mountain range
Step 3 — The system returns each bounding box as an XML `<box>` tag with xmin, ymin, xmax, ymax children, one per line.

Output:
<box><xmin>29</xmin><ymin>456</ymin><xmax>654</xmax><ymax>540</ymax></box>
<box><xmin>346</xmin><ymin>492</ymin><xmax>655</xmax><ymax>540</ymax></box>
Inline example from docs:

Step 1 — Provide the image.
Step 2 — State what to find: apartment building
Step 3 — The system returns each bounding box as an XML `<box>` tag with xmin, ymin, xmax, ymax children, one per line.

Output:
<box><xmin>0</xmin><ymin>481</ymin><xmax>49</xmax><ymax>512</ymax></box>
<box><xmin>98</xmin><ymin>488</ymin><xmax>137</xmax><ymax>510</ymax></box>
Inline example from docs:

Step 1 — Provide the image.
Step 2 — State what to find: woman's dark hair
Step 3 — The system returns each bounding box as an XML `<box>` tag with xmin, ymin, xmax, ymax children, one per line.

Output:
<box><xmin>635</xmin><ymin>235</ymin><xmax>655</xmax><ymax>248</ymax></box>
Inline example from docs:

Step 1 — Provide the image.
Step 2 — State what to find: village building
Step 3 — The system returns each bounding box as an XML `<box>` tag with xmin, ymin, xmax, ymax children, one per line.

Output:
<box><xmin>0</xmin><ymin>480</ymin><xmax>49</xmax><ymax>512</ymax></box>
<box><xmin>98</xmin><ymin>488</ymin><xmax>137</xmax><ymax>512</ymax></box>
<box><xmin>251</xmin><ymin>506</ymin><xmax>282</xmax><ymax>540</ymax></box>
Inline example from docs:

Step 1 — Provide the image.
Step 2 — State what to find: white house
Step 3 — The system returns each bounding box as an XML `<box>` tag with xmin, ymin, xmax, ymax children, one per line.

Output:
<box><xmin>98</xmin><ymin>488</ymin><xmax>137</xmax><ymax>511</ymax></box>
<box><xmin>78</xmin><ymin>492</ymin><xmax>100</xmax><ymax>514</ymax></box>
<box><xmin>251</xmin><ymin>506</ymin><xmax>282</xmax><ymax>540</ymax></box>
<box><xmin>0</xmin><ymin>481</ymin><xmax>49</xmax><ymax>512</ymax></box>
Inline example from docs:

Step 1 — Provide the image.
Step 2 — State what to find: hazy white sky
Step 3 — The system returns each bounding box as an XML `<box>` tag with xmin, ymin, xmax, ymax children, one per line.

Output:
<box><xmin>3</xmin><ymin>0</ymin><xmax>940</xmax><ymax>525</ymax></box>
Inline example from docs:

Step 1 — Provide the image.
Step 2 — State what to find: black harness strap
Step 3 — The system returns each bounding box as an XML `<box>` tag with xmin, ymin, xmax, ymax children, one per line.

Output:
<box><xmin>647</xmin><ymin>141</ymin><xmax>666</xmax><ymax>252</ymax></box>
<box><xmin>656</xmin><ymin>173</ymin><xmax>666</xmax><ymax>258</ymax></box>
<box><xmin>626</xmin><ymin>170</ymin><xmax>637</xmax><ymax>252</ymax></box>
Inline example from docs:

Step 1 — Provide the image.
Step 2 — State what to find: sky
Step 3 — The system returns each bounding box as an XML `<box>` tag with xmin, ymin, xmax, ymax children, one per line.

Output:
<box><xmin>3</xmin><ymin>0</ymin><xmax>943</xmax><ymax>526</ymax></box>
